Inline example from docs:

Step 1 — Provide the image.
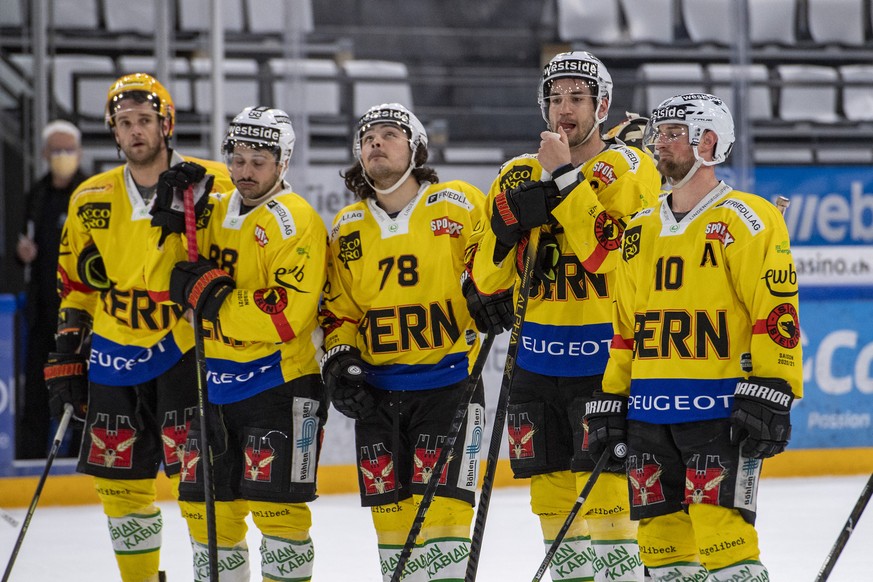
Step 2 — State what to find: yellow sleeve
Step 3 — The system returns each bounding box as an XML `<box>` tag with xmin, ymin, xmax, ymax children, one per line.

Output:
<box><xmin>320</xmin><ymin>217</ymin><xmax>364</xmax><ymax>350</ymax></box>
<box><xmin>57</xmin><ymin>187</ymin><xmax>100</xmax><ymax>316</ymax></box>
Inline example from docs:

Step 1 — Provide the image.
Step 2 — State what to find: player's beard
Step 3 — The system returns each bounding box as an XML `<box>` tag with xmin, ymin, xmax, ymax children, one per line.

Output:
<box><xmin>657</xmin><ymin>156</ymin><xmax>696</xmax><ymax>183</ymax></box>
<box><xmin>123</xmin><ymin>139</ymin><xmax>165</xmax><ymax>168</ymax></box>
<box><xmin>564</xmin><ymin>116</ymin><xmax>596</xmax><ymax>149</ymax></box>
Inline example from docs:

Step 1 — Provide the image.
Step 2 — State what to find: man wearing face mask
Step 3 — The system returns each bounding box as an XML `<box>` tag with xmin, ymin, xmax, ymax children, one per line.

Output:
<box><xmin>15</xmin><ymin>119</ymin><xmax>88</xmax><ymax>459</ymax></box>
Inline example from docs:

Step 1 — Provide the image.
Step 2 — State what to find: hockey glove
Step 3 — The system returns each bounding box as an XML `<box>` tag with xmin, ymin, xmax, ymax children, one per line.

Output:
<box><xmin>170</xmin><ymin>258</ymin><xmax>235</xmax><ymax>321</ymax></box>
<box><xmin>44</xmin><ymin>352</ymin><xmax>88</xmax><ymax>421</ymax></box>
<box><xmin>321</xmin><ymin>345</ymin><xmax>375</xmax><ymax>421</ymax></box>
<box><xmin>77</xmin><ymin>243</ymin><xmax>110</xmax><ymax>291</ymax></box>
<box><xmin>150</xmin><ymin>161</ymin><xmax>214</xmax><ymax>245</ymax></box>
<box><xmin>516</xmin><ymin>230</ymin><xmax>560</xmax><ymax>287</ymax></box>
<box><xmin>730</xmin><ymin>376</ymin><xmax>794</xmax><ymax>459</ymax></box>
<box><xmin>461</xmin><ymin>272</ymin><xmax>514</xmax><ymax>335</ymax></box>
<box><xmin>584</xmin><ymin>392</ymin><xmax>629</xmax><ymax>472</ymax></box>
<box><xmin>491</xmin><ymin>180</ymin><xmax>562</xmax><ymax>249</ymax></box>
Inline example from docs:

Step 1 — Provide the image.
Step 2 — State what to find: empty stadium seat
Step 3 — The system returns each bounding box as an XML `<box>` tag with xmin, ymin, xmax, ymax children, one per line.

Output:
<box><xmin>268</xmin><ymin>58</ymin><xmax>341</xmax><ymax>117</ymax></box>
<box><xmin>104</xmin><ymin>0</ymin><xmax>156</xmax><ymax>34</ymax></box>
<box><xmin>52</xmin><ymin>55</ymin><xmax>117</xmax><ymax>119</ymax></box>
<box><xmin>178</xmin><ymin>0</ymin><xmax>244</xmax><ymax>33</ymax></box>
<box><xmin>118</xmin><ymin>56</ymin><xmax>193</xmax><ymax>113</ymax></box>
<box><xmin>681</xmin><ymin>0</ymin><xmax>733</xmax><ymax>45</ymax></box>
<box><xmin>342</xmin><ymin>60</ymin><xmax>413</xmax><ymax>117</ymax></box>
<box><xmin>748</xmin><ymin>0</ymin><xmax>796</xmax><ymax>45</ymax></box>
<box><xmin>776</xmin><ymin>65</ymin><xmax>840</xmax><ymax>123</ymax></box>
<box><xmin>708</xmin><ymin>64</ymin><xmax>772</xmax><ymax>121</ymax></box>
<box><xmin>52</xmin><ymin>0</ymin><xmax>99</xmax><ymax>29</ymax></box>
<box><xmin>556</xmin><ymin>0</ymin><xmax>624</xmax><ymax>44</ymax></box>
<box><xmin>808</xmin><ymin>0</ymin><xmax>864</xmax><ymax>46</ymax></box>
<box><xmin>637</xmin><ymin>63</ymin><xmax>706</xmax><ymax>114</ymax></box>
<box><xmin>619</xmin><ymin>0</ymin><xmax>674</xmax><ymax>43</ymax></box>
<box><xmin>245</xmin><ymin>0</ymin><xmax>313</xmax><ymax>34</ymax></box>
<box><xmin>192</xmin><ymin>58</ymin><xmax>261</xmax><ymax>118</ymax></box>
<box><xmin>839</xmin><ymin>65</ymin><xmax>873</xmax><ymax>122</ymax></box>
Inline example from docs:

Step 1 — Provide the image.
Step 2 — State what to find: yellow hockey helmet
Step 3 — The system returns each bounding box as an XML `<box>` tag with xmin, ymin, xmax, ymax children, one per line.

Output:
<box><xmin>105</xmin><ymin>73</ymin><xmax>175</xmax><ymax>137</ymax></box>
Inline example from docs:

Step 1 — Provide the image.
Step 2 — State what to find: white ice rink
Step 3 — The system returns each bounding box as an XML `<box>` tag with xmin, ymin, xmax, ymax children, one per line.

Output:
<box><xmin>2</xmin><ymin>474</ymin><xmax>871</xmax><ymax>581</ymax></box>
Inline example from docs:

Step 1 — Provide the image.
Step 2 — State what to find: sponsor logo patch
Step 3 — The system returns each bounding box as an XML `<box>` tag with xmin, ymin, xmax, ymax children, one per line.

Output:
<box><xmin>499</xmin><ymin>164</ymin><xmax>534</xmax><ymax>192</ymax></box>
<box><xmin>431</xmin><ymin>216</ymin><xmax>463</xmax><ymax>237</ymax></box>
<box><xmin>594</xmin><ymin>211</ymin><xmax>623</xmax><ymax>250</ymax></box>
<box><xmin>254</xmin><ymin>225</ymin><xmax>269</xmax><ymax>247</ymax></box>
<box><xmin>253</xmin><ymin>287</ymin><xmax>288</xmax><ymax>314</ymax></box>
<box><xmin>78</xmin><ymin>202</ymin><xmax>111</xmax><ymax>230</ymax></box>
<box><xmin>705</xmin><ymin>221</ymin><xmax>734</xmax><ymax>247</ymax></box>
<box><xmin>338</xmin><ymin>231</ymin><xmax>362</xmax><ymax>267</ymax></box>
<box><xmin>591</xmin><ymin>161</ymin><xmax>617</xmax><ymax>187</ymax></box>
<box><xmin>766</xmin><ymin>302</ymin><xmax>800</xmax><ymax>349</ymax></box>
<box><xmin>426</xmin><ymin>188</ymin><xmax>473</xmax><ymax>210</ymax></box>
<box><xmin>622</xmin><ymin>225</ymin><xmax>642</xmax><ymax>261</ymax></box>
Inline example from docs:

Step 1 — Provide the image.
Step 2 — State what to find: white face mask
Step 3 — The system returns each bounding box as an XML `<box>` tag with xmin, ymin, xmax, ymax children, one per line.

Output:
<box><xmin>49</xmin><ymin>152</ymin><xmax>79</xmax><ymax>180</ymax></box>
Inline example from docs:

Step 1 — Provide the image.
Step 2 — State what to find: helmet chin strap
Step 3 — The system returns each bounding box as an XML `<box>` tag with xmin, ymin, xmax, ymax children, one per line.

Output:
<box><xmin>241</xmin><ymin>178</ymin><xmax>285</xmax><ymax>207</ymax></box>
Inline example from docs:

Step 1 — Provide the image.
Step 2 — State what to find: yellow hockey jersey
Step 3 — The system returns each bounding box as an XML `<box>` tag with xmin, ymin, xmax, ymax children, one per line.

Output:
<box><xmin>469</xmin><ymin>144</ymin><xmax>660</xmax><ymax>377</ymax></box>
<box><xmin>603</xmin><ymin>183</ymin><xmax>804</xmax><ymax>424</ymax></box>
<box><xmin>143</xmin><ymin>185</ymin><xmax>327</xmax><ymax>405</ymax></box>
<box><xmin>320</xmin><ymin>180</ymin><xmax>486</xmax><ymax>391</ymax></box>
<box><xmin>58</xmin><ymin>152</ymin><xmax>233</xmax><ymax>386</ymax></box>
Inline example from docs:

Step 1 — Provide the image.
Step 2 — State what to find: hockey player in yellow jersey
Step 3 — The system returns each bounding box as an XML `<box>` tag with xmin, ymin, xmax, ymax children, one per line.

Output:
<box><xmin>43</xmin><ymin>73</ymin><xmax>232</xmax><ymax>582</ymax></box>
<box><xmin>319</xmin><ymin>103</ymin><xmax>513</xmax><ymax>582</ymax></box>
<box><xmin>143</xmin><ymin>106</ymin><xmax>327</xmax><ymax>581</ymax></box>
<box><xmin>469</xmin><ymin>51</ymin><xmax>660</xmax><ymax>582</ymax></box>
<box><xmin>585</xmin><ymin>93</ymin><xmax>803</xmax><ymax>581</ymax></box>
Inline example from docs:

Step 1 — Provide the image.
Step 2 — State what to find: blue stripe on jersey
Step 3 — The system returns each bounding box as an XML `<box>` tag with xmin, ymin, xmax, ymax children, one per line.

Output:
<box><xmin>626</xmin><ymin>377</ymin><xmax>740</xmax><ymax>424</ymax></box>
<box><xmin>205</xmin><ymin>351</ymin><xmax>285</xmax><ymax>404</ymax></box>
<box><xmin>89</xmin><ymin>333</ymin><xmax>183</xmax><ymax>386</ymax></box>
<box><xmin>516</xmin><ymin>322</ymin><xmax>612</xmax><ymax>377</ymax></box>
<box><xmin>366</xmin><ymin>351</ymin><xmax>470</xmax><ymax>391</ymax></box>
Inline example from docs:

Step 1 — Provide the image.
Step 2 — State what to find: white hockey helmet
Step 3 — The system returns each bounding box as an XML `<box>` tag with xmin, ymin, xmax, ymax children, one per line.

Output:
<box><xmin>644</xmin><ymin>93</ymin><xmax>735</xmax><ymax>165</ymax></box>
<box><xmin>222</xmin><ymin>106</ymin><xmax>296</xmax><ymax>173</ymax></box>
<box><xmin>352</xmin><ymin>102</ymin><xmax>428</xmax><ymax>165</ymax></box>
<box><xmin>537</xmin><ymin>51</ymin><xmax>613</xmax><ymax>125</ymax></box>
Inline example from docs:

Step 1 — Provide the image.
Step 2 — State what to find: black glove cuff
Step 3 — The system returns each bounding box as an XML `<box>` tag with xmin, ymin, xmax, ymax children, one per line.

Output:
<box><xmin>734</xmin><ymin>377</ymin><xmax>794</xmax><ymax>412</ymax></box>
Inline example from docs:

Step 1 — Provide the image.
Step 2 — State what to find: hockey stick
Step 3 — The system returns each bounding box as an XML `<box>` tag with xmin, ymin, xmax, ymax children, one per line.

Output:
<box><xmin>389</xmin><ymin>331</ymin><xmax>496</xmax><ymax>582</ymax></box>
<box><xmin>2</xmin><ymin>403</ymin><xmax>73</xmax><ymax>582</ymax></box>
<box><xmin>183</xmin><ymin>188</ymin><xmax>219</xmax><ymax>582</ymax></box>
<box><xmin>465</xmin><ymin>228</ymin><xmax>541</xmax><ymax>582</ymax></box>
<box><xmin>531</xmin><ymin>448</ymin><xmax>611</xmax><ymax>582</ymax></box>
<box><xmin>814</xmin><ymin>472</ymin><xmax>873</xmax><ymax>582</ymax></box>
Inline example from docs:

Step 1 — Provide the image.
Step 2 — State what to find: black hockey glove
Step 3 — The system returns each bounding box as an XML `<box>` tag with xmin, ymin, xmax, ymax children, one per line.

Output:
<box><xmin>170</xmin><ymin>258</ymin><xmax>235</xmax><ymax>321</ymax></box>
<box><xmin>730</xmin><ymin>376</ymin><xmax>794</xmax><ymax>459</ymax></box>
<box><xmin>77</xmin><ymin>243</ymin><xmax>110</xmax><ymax>291</ymax></box>
<box><xmin>515</xmin><ymin>230</ymin><xmax>561</xmax><ymax>287</ymax></box>
<box><xmin>150</xmin><ymin>161</ymin><xmax>214</xmax><ymax>245</ymax></box>
<box><xmin>43</xmin><ymin>308</ymin><xmax>93</xmax><ymax>422</ymax></box>
<box><xmin>321</xmin><ymin>345</ymin><xmax>375</xmax><ymax>421</ymax></box>
<box><xmin>44</xmin><ymin>352</ymin><xmax>88</xmax><ymax>421</ymax></box>
<box><xmin>491</xmin><ymin>180</ymin><xmax>562</xmax><ymax>249</ymax></box>
<box><xmin>461</xmin><ymin>272</ymin><xmax>514</xmax><ymax>335</ymax></box>
<box><xmin>584</xmin><ymin>392</ymin><xmax>629</xmax><ymax>472</ymax></box>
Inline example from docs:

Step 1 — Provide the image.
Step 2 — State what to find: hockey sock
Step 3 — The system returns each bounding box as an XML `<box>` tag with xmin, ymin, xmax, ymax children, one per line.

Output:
<box><xmin>637</xmin><ymin>512</ymin><xmax>703</xmax><ymax>574</ymax></box>
<box><xmin>250</xmin><ymin>501</ymin><xmax>314</xmax><ymax>581</ymax></box>
<box><xmin>688</xmin><ymin>503</ymin><xmax>763</xmax><ymax>573</ymax></box>
<box><xmin>94</xmin><ymin>477</ymin><xmax>161</xmax><ymax>582</ymax></box>
<box><xmin>181</xmin><ymin>498</ymin><xmax>250</xmax><ymax>581</ymax></box>
<box><xmin>372</xmin><ymin>498</ymin><xmax>426</xmax><ymax>581</ymax></box>
<box><xmin>417</xmin><ymin>496</ymin><xmax>473</xmax><ymax>581</ymax></box>
<box><xmin>532</xmin><ymin>471</ymin><xmax>594</xmax><ymax>582</ymax></box>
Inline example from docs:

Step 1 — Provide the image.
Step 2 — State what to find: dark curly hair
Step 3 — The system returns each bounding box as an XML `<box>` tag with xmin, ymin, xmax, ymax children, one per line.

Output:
<box><xmin>342</xmin><ymin>146</ymin><xmax>439</xmax><ymax>201</ymax></box>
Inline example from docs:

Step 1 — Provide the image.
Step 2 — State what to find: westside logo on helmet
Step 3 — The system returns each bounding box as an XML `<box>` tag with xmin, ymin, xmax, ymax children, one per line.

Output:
<box><xmin>544</xmin><ymin>59</ymin><xmax>598</xmax><ymax>79</ymax></box>
<box><xmin>229</xmin><ymin>123</ymin><xmax>281</xmax><ymax>143</ymax></box>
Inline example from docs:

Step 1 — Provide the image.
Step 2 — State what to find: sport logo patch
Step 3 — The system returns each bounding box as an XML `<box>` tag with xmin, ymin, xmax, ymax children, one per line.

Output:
<box><xmin>591</xmin><ymin>161</ymin><xmax>617</xmax><ymax>187</ymax></box>
<box><xmin>765</xmin><ymin>302</ymin><xmax>800</xmax><ymax>349</ymax></box>
<box><xmin>161</xmin><ymin>409</ymin><xmax>193</xmax><ymax>467</ymax></box>
<box><xmin>686</xmin><ymin>454</ymin><xmax>727</xmax><ymax>505</ymax></box>
<box><xmin>705</xmin><ymin>221</ymin><xmax>734</xmax><ymax>247</ymax></box>
<box><xmin>254</xmin><ymin>225</ymin><xmax>269</xmax><ymax>247</ymax></box>
<box><xmin>413</xmin><ymin>434</ymin><xmax>451</xmax><ymax>486</ymax></box>
<box><xmin>180</xmin><ymin>438</ymin><xmax>202</xmax><ymax>483</ymax></box>
<box><xmin>628</xmin><ymin>453</ymin><xmax>666</xmax><ymax>507</ymax></box>
<box><xmin>507</xmin><ymin>411</ymin><xmax>537</xmax><ymax>460</ymax></box>
<box><xmin>622</xmin><ymin>226</ymin><xmax>642</xmax><ymax>261</ymax></box>
<box><xmin>253</xmin><ymin>287</ymin><xmax>288</xmax><ymax>314</ymax></box>
<box><xmin>87</xmin><ymin>414</ymin><xmax>137</xmax><ymax>469</ymax></box>
<box><xmin>244</xmin><ymin>435</ymin><xmax>276</xmax><ymax>483</ymax></box>
<box><xmin>594</xmin><ymin>211</ymin><xmax>623</xmax><ymax>251</ymax></box>
<box><xmin>359</xmin><ymin>443</ymin><xmax>396</xmax><ymax>495</ymax></box>
<box><xmin>499</xmin><ymin>165</ymin><xmax>534</xmax><ymax>193</ymax></box>
<box><xmin>338</xmin><ymin>231</ymin><xmax>362</xmax><ymax>267</ymax></box>
<box><xmin>431</xmin><ymin>216</ymin><xmax>463</xmax><ymax>238</ymax></box>
<box><xmin>78</xmin><ymin>202</ymin><xmax>111</xmax><ymax>230</ymax></box>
